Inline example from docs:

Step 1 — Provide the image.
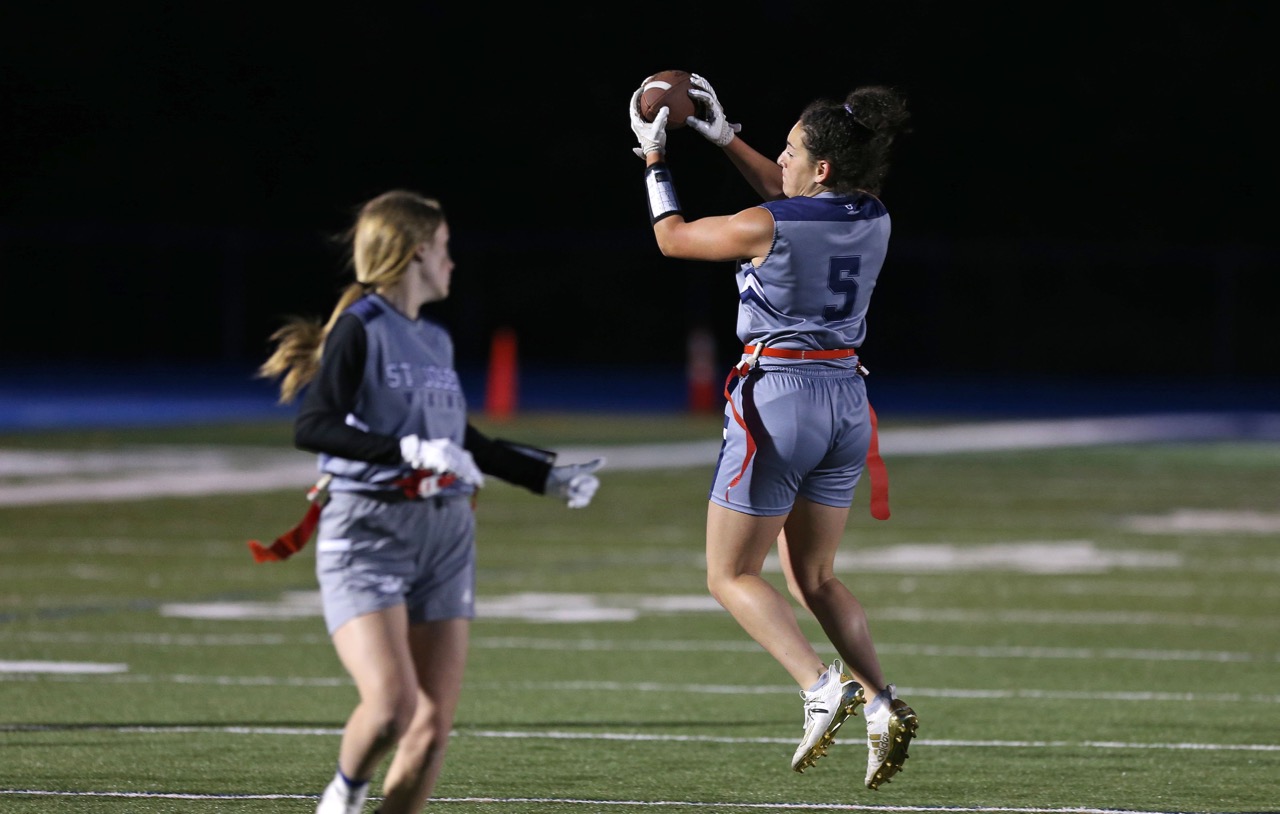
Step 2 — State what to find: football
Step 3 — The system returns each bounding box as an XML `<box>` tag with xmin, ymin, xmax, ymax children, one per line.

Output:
<box><xmin>639</xmin><ymin>70</ymin><xmax>698</xmax><ymax>129</ymax></box>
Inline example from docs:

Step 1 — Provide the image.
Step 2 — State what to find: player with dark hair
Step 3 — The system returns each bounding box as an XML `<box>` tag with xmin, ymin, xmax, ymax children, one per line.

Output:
<box><xmin>258</xmin><ymin>189</ymin><xmax>604</xmax><ymax>814</ymax></box>
<box><xmin>629</xmin><ymin>75</ymin><xmax>918</xmax><ymax>789</ymax></box>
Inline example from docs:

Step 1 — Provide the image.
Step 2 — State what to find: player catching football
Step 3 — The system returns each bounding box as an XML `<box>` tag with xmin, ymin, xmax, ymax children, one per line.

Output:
<box><xmin>629</xmin><ymin>73</ymin><xmax>919</xmax><ymax>789</ymax></box>
<box><xmin>258</xmin><ymin>190</ymin><xmax>604</xmax><ymax>814</ymax></box>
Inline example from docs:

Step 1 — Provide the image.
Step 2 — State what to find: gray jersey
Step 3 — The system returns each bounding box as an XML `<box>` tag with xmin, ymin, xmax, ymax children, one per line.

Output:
<box><xmin>320</xmin><ymin>294</ymin><xmax>470</xmax><ymax>496</ymax></box>
<box><xmin>711</xmin><ymin>192</ymin><xmax>892</xmax><ymax>516</ymax></box>
<box><xmin>736</xmin><ymin>192</ymin><xmax>889</xmax><ymax>364</ymax></box>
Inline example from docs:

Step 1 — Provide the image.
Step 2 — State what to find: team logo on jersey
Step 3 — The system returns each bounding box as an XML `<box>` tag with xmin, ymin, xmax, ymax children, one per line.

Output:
<box><xmin>384</xmin><ymin>363</ymin><xmax>462</xmax><ymax>392</ymax></box>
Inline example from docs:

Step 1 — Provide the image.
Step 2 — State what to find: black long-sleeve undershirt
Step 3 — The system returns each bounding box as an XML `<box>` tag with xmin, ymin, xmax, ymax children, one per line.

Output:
<box><xmin>293</xmin><ymin>313</ymin><xmax>552</xmax><ymax>494</ymax></box>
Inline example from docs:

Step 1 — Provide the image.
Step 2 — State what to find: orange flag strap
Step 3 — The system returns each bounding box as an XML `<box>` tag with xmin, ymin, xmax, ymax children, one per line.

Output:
<box><xmin>722</xmin><ymin>365</ymin><xmax>757</xmax><ymax>497</ymax></box>
<box><xmin>866</xmin><ymin>404</ymin><xmax>890</xmax><ymax>520</ymax></box>
<box><xmin>247</xmin><ymin>474</ymin><xmax>333</xmax><ymax>563</ymax></box>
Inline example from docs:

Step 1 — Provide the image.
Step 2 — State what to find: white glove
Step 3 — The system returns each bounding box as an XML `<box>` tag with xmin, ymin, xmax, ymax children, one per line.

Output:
<box><xmin>399</xmin><ymin>435</ymin><xmax>485</xmax><ymax>489</ymax></box>
<box><xmin>685</xmin><ymin>73</ymin><xmax>741</xmax><ymax>147</ymax></box>
<box><xmin>629</xmin><ymin>84</ymin><xmax>669</xmax><ymax>159</ymax></box>
<box><xmin>544</xmin><ymin>457</ymin><xmax>605</xmax><ymax>509</ymax></box>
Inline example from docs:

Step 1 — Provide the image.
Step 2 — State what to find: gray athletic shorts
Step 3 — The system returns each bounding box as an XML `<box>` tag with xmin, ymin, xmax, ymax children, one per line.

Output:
<box><xmin>315</xmin><ymin>491</ymin><xmax>476</xmax><ymax>634</ymax></box>
<box><xmin>709</xmin><ymin>364</ymin><xmax>871</xmax><ymax>517</ymax></box>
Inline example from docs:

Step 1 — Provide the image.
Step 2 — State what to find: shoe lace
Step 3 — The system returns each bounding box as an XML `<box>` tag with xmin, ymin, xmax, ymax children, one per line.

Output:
<box><xmin>800</xmin><ymin>686</ymin><xmax>833</xmax><ymax>728</ymax></box>
<box><xmin>800</xmin><ymin>662</ymin><xmax>849</xmax><ymax>729</ymax></box>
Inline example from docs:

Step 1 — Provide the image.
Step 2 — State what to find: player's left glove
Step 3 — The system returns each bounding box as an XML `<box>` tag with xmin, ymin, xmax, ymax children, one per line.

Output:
<box><xmin>544</xmin><ymin>457</ymin><xmax>605</xmax><ymax>509</ymax></box>
<box><xmin>686</xmin><ymin>73</ymin><xmax>741</xmax><ymax>147</ymax></box>
<box><xmin>630</xmin><ymin>85</ymin><xmax>669</xmax><ymax>159</ymax></box>
<box><xmin>399</xmin><ymin>435</ymin><xmax>485</xmax><ymax>489</ymax></box>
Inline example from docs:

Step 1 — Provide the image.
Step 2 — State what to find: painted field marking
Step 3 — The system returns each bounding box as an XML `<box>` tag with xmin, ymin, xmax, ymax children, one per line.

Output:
<box><xmin>0</xmin><ymin>786</ymin><xmax>1226</xmax><ymax>813</ymax></box>
<box><xmin>3</xmin><ymin>722</ymin><xmax>1277</xmax><ymax>754</ymax></box>
<box><xmin>0</xmin><ymin>660</ymin><xmax>126</xmax><ymax>673</ymax></box>
<box><xmin>2</xmin><ymin>413</ymin><xmax>1277</xmax><ymax>506</ymax></box>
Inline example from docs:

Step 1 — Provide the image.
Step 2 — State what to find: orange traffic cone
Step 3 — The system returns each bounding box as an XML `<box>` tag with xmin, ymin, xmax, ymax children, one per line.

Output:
<box><xmin>687</xmin><ymin>326</ymin><xmax>717</xmax><ymax>413</ymax></box>
<box><xmin>485</xmin><ymin>327</ymin><xmax>518</xmax><ymax>420</ymax></box>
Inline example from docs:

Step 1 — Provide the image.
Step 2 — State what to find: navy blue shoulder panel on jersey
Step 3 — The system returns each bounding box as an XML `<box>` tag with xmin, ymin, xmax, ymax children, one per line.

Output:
<box><xmin>762</xmin><ymin>193</ymin><xmax>887</xmax><ymax>223</ymax></box>
<box><xmin>346</xmin><ymin>294</ymin><xmax>388</xmax><ymax>325</ymax></box>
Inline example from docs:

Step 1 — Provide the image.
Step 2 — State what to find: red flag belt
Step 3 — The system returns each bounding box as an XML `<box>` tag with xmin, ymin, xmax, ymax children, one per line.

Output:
<box><xmin>247</xmin><ymin>470</ymin><xmax>461</xmax><ymax>563</ymax></box>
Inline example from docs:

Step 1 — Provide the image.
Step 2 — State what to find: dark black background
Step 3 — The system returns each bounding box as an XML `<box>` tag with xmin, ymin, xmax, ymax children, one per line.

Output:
<box><xmin>3</xmin><ymin>2</ymin><xmax>1277</xmax><ymax>392</ymax></box>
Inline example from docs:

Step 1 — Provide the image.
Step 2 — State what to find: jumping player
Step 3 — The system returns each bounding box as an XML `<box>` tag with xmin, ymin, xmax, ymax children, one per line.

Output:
<box><xmin>258</xmin><ymin>190</ymin><xmax>604</xmax><ymax>814</ymax></box>
<box><xmin>628</xmin><ymin>74</ymin><xmax>918</xmax><ymax>789</ymax></box>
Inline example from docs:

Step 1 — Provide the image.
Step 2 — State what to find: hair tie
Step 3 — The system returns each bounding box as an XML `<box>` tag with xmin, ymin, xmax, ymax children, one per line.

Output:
<box><xmin>844</xmin><ymin>103</ymin><xmax>872</xmax><ymax>131</ymax></box>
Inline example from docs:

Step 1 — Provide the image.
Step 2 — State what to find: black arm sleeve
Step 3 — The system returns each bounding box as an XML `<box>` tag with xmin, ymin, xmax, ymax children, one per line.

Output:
<box><xmin>294</xmin><ymin>313</ymin><xmax>401</xmax><ymax>465</ymax></box>
<box><xmin>465</xmin><ymin>423</ymin><xmax>556</xmax><ymax>494</ymax></box>
<box><xmin>295</xmin><ymin>313</ymin><xmax>559</xmax><ymax>486</ymax></box>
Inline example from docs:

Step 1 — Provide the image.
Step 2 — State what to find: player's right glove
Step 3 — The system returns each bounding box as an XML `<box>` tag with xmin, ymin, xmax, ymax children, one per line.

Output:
<box><xmin>399</xmin><ymin>435</ymin><xmax>485</xmax><ymax>489</ymax></box>
<box><xmin>629</xmin><ymin>84</ymin><xmax>669</xmax><ymax>159</ymax></box>
<box><xmin>544</xmin><ymin>457</ymin><xmax>605</xmax><ymax>509</ymax></box>
<box><xmin>686</xmin><ymin>73</ymin><xmax>741</xmax><ymax>147</ymax></box>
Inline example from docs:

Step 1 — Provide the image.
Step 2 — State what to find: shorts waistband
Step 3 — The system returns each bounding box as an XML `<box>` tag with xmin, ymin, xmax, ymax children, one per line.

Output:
<box><xmin>344</xmin><ymin>488</ymin><xmax>468</xmax><ymax>506</ymax></box>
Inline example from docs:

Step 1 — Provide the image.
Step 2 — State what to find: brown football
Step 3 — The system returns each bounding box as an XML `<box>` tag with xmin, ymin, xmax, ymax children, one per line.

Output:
<box><xmin>639</xmin><ymin>70</ymin><xmax>697</xmax><ymax>129</ymax></box>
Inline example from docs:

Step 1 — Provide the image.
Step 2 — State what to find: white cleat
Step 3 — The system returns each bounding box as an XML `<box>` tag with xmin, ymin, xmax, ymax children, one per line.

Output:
<box><xmin>791</xmin><ymin>659</ymin><xmax>865</xmax><ymax>773</ymax></box>
<box><xmin>316</xmin><ymin>775</ymin><xmax>368</xmax><ymax>814</ymax></box>
<box><xmin>864</xmin><ymin>683</ymin><xmax>919</xmax><ymax>790</ymax></box>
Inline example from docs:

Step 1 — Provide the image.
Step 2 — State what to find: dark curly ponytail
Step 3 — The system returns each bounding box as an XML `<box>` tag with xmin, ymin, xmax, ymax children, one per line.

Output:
<box><xmin>799</xmin><ymin>85</ymin><xmax>911</xmax><ymax>196</ymax></box>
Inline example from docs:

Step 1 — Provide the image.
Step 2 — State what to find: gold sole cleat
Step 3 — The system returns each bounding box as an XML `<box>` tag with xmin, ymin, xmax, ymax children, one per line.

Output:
<box><xmin>792</xmin><ymin>683</ymin><xmax>865</xmax><ymax>773</ymax></box>
<box><xmin>866</xmin><ymin>700</ymin><xmax>919</xmax><ymax>790</ymax></box>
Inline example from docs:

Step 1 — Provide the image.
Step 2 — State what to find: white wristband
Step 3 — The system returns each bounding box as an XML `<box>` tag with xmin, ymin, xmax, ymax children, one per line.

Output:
<box><xmin>644</xmin><ymin>162</ymin><xmax>682</xmax><ymax>224</ymax></box>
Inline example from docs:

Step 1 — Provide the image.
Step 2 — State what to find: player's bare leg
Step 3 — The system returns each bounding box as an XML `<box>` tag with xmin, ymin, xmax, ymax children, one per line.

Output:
<box><xmin>778</xmin><ymin>499</ymin><xmax>918</xmax><ymax>787</ymax></box>
<box><xmin>377</xmin><ymin>618</ymin><xmax>469</xmax><ymax>813</ymax></box>
<box><xmin>778</xmin><ymin>499</ymin><xmax>885</xmax><ymax>692</ymax></box>
<box><xmin>705</xmin><ymin>502</ymin><xmax>862</xmax><ymax>772</ymax></box>
<box><xmin>320</xmin><ymin>607</ymin><xmax>418</xmax><ymax>813</ymax></box>
<box><xmin>706</xmin><ymin>502</ymin><xmax>826</xmax><ymax>685</ymax></box>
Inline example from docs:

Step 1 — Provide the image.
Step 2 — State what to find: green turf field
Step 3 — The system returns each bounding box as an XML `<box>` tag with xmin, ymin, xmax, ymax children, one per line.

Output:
<box><xmin>1</xmin><ymin>414</ymin><xmax>1277</xmax><ymax>812</ymax></box>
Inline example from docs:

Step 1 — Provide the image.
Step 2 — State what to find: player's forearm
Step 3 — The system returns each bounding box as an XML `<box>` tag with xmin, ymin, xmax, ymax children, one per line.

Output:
<box><xmin>723</xmin><ymin>137</ymin><xmax>784</xmax><ymax>201</ymax></box>
<box><xmin>295</xmin><ymin>408</ymin><xmax>400</xmax><ymax>464</ymax></box>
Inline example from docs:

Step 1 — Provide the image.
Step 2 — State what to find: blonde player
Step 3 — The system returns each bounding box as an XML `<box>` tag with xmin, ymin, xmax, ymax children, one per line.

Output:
<box><xmin>259</xmin><ymin>190</ymin><xmax>603</xmax><ymax>814</ymax></box>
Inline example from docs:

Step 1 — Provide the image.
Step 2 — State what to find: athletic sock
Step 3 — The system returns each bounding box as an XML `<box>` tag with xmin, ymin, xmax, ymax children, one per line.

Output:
<box><xmin>806</xmin><ymin>668</ymin><xmax>831</xmax><ymax>694</ymax></box>
<box><xmin>330</xmin><ymin>767</ymin><xmax>370</xmax><ymax>806</ymax></box>
<box><xmin>864</xmin><ymin>687</ymin><xmax>892</xmax><ymax>718</ymax></box>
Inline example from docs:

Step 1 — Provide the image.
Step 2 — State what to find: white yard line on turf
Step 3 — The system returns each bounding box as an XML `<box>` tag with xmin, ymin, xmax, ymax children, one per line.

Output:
<box><xmin>0</xmin><ymin>787</ymin><xmax>1230</xmax><ymax>813</ymax></box>
<box><xmin>2</xmin><ymin>722</ymin><xmax>1277</xmax><ymax>760</ymax></box>
<box><xmin>2</xmin><ymin>632</ymin><xmax>1276</xmax><ymax>665</ymax></box>
<box><xmin>4</xmin><ymin>673</ymin><xmax>1279</xmax><ymax>707</ymax></box>
<box><xmin>1</xmin><ymin>412</ymin><xmax>1277</xmax><ymax>506</ymax></box>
